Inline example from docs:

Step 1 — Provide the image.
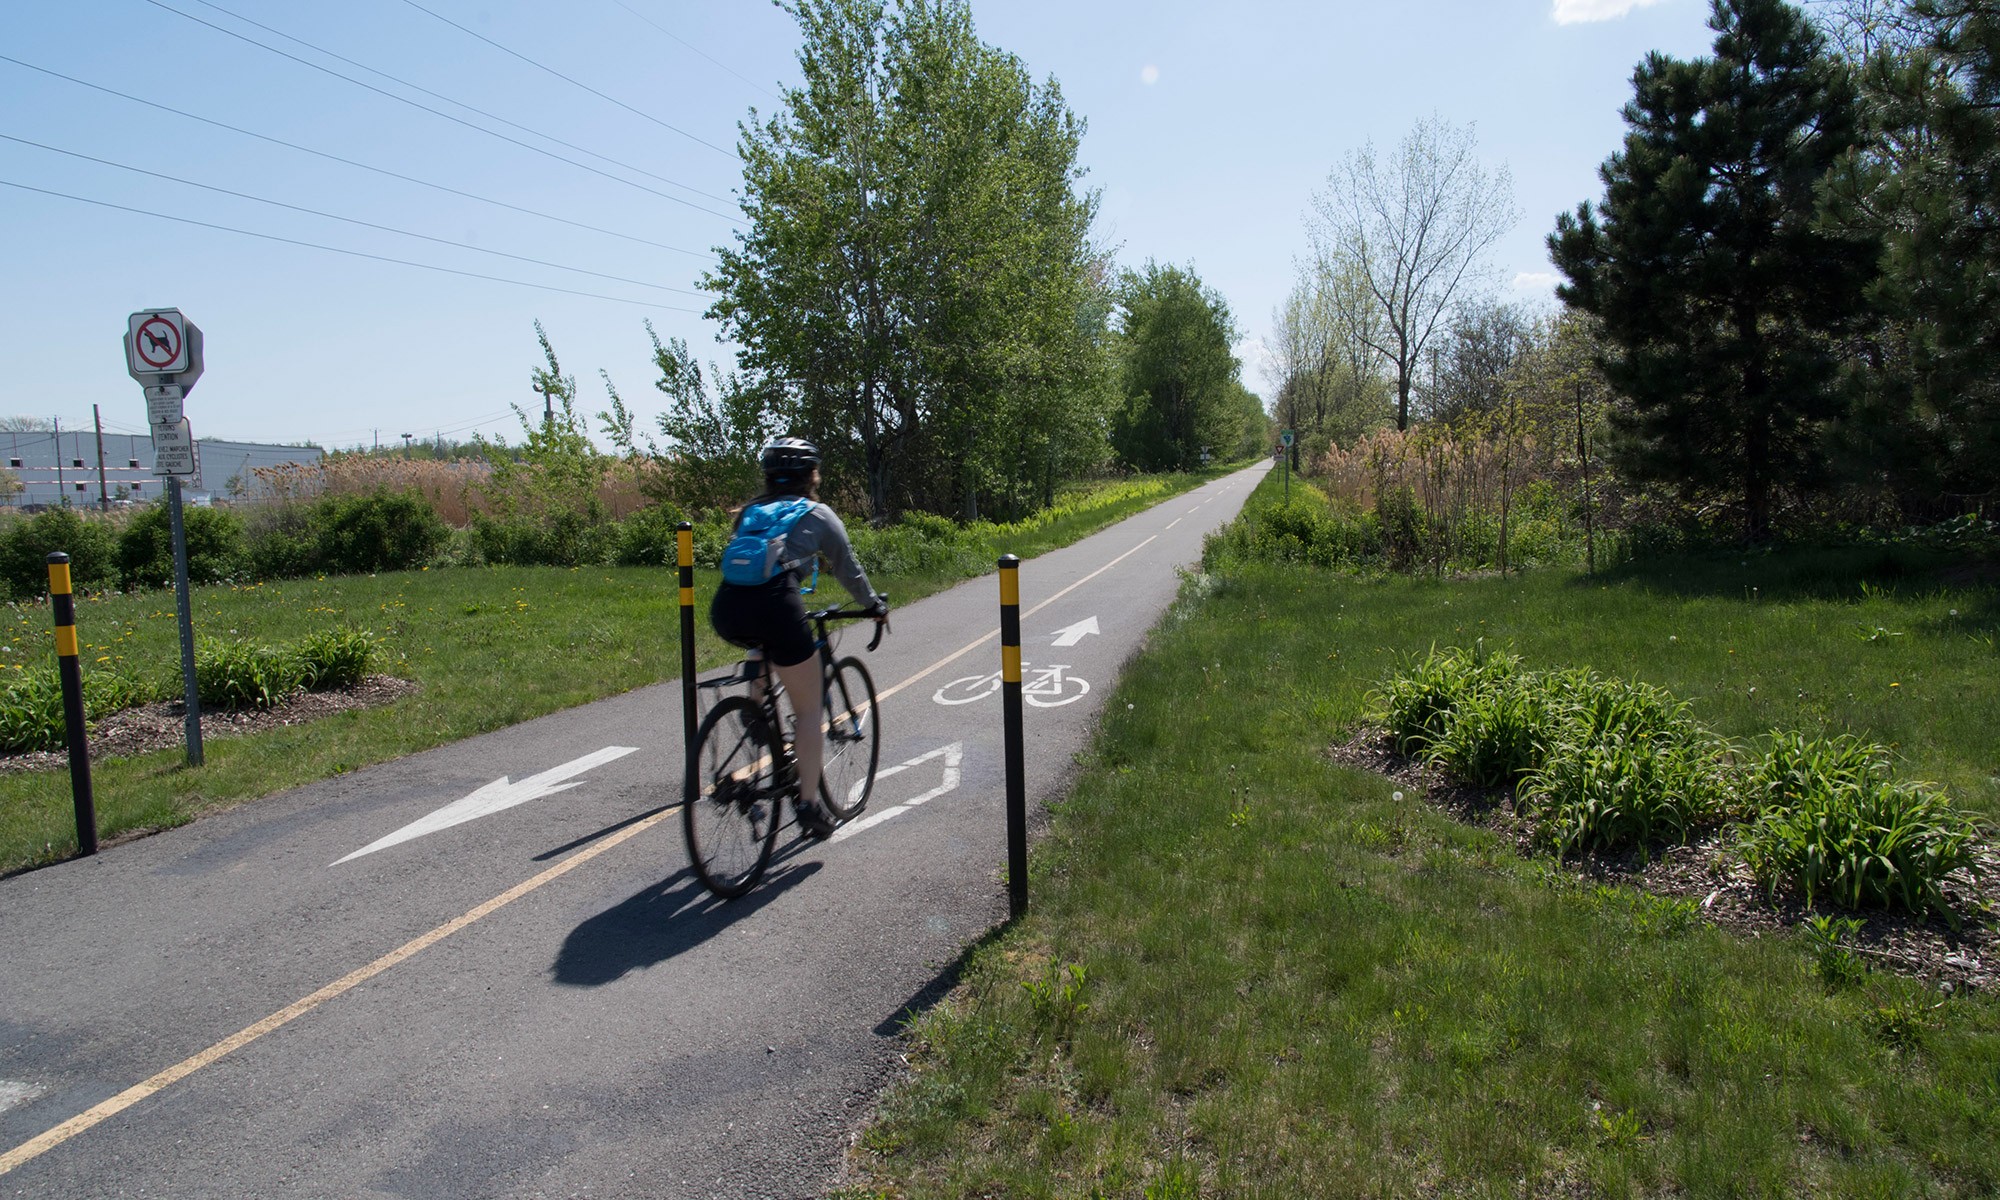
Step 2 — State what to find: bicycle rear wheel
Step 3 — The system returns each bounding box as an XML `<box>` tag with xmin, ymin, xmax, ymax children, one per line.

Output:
<box><xmin>819</xmin><ymin>655</ymin><xmax>879</xmax><ymax>820</ymax></box>
<box><xmin>684</xmin><ymin>696</ymin><xmax>783</xmax><ymax>898</ymax></box>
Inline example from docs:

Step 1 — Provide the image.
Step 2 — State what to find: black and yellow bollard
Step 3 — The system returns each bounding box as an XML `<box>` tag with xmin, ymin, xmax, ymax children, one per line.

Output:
<box><xmin>999</xmin><ymin>554</ymin><xmax>1027</xmax><ymax>919</ymax></box>
<box><xmin>678</xmin><ymin>523</ymin><xmax>698</xmax><ymax>802</ymax></box>
<box><xmin>45</xmin><ymin>552</ymin><xmax>97</xmax><ymax>856</ymax></box>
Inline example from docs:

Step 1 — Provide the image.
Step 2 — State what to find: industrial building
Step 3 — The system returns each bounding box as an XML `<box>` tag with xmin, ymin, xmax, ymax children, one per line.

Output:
<box><xmin>0</xmin><ymin>428</ymin><xmax>323</xmax><ymax>509</ymax></box>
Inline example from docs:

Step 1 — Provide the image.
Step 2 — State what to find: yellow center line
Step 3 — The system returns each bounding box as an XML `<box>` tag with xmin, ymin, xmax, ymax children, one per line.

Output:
<box><xmin>1</xmin><ymin>527</ymin><xmax>1174</xmax><ymax>1176</ymax></box>
<box><xmin>0</xmin><ymin>807</ymin><xmax>675</xmax><ymax>1177</ymax></box>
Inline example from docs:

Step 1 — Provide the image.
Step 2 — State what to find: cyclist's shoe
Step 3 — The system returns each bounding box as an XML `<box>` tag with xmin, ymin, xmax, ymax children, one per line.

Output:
<box><xmin>794</xmin><ymin>790</ymin><xmax>837</xmax><ymax>840</ymax></box>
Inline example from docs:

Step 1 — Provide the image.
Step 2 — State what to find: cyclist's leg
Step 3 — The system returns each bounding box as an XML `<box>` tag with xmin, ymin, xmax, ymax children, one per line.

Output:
<box><xmin>772</xmin><ymin>655</ymin><xmax>822</xmax><ymax>802</ymax></box>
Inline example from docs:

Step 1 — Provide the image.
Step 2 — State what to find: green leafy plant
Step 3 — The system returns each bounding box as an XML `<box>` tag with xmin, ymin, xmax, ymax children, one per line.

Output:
<box><xmin>1739</xmin><ymin>737</ymin><xmax>1981</xmax><ymax>917</ymax></box>
<box><xmin>1370</xmin><ymin>641</ymin><xmax>1519</xmax><ymax>757</ymax></box>
<box><xmin>1022</xmin><ymin>960</ymin><xmax>1091</xmax><ymax>1039</ymax></box>
<box><xmin>1799</xmin><ymin>914</ymin><xmax>1868</xmax><ymax>990</ymax></box>
<box><xmin>294</xmin><ymin>628</ymin><xmax>375</xmax><ymax>690</ymax></box>
<box><xmin>1427</xmin><ymin>673</ymin><xmax>1553</xmax><ymax>787</ymax></box>
<box><xmin>1521</xmin><ymin>729</ymin><xmax>1731</xmax><ymax>857</ymax></box>
<box><xmin>0</xmin><ymin>663</ymin><xmax>159</xmax><ymax>753</ymax></box>
<box><xmin>194</xmin><ymin>638</ymin><xmax>306</xmax><ymax>709</ymax></box>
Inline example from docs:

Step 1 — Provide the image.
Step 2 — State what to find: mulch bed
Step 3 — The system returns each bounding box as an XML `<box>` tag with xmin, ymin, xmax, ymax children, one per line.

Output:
<box><xmin>0</xmin><ymin>674</ymin><xmax>422</xmax><ymax>774</ymax></box>
<box><xmin>1330</xmin><ymin>729</ymin><xmax>1998</xmax><ymax>993</ymax></box>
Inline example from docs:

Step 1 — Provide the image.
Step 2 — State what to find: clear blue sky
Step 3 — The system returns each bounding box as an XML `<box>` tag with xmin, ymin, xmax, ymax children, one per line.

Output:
<box><xmin>3</xmin><ymin>0</ymin><xmax>1718</xmax><ymax>450</ymax></box>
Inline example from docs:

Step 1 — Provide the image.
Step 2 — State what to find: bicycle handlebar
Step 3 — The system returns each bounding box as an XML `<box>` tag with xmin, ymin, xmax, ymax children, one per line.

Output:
<box><xmin>808</xmin><ymin>597</ymin><xmax>890</xmax><ymax>651</ymax></box>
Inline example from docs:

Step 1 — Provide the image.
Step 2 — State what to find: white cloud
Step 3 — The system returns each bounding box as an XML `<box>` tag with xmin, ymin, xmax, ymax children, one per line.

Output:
<box><xmin>1510</xmin><ymin>271</ymin><xmax>1561</xmax><ymax>295</ymax></box>
<box><xmin>1140</xmin><ymin>64</ymin><xmax>1160</xmax><ymax>85</ymax></box>
<box><xmin>1551</xmin><ymin>0</ymin><xmax>1666</xmax><ymax>24</ymax></box>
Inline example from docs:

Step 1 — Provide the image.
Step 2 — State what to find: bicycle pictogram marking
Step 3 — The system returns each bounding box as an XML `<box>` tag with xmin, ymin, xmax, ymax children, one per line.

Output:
<box><xmin>932</xmin><ymin>662</ymin><xmax>1090</xmax><ymax>708</ymax></box>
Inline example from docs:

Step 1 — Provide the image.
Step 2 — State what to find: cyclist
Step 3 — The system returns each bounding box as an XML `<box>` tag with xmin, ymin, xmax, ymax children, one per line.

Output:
<box><xmin>710</xmin><ymin>437</ymin><xmax>888</xmax><ymax>838</ymax></box>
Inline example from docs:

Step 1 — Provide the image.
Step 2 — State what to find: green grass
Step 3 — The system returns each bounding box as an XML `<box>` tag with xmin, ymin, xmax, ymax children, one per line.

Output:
<box><xmin>0</xmin><ymin>465</ymin><xmax>1243</xmax><ymax>875</ymax></box>
<box><xmin>844</xmin><ymin>468</ymin><xmax>2000</xmax><ymax>1198</ymax></box>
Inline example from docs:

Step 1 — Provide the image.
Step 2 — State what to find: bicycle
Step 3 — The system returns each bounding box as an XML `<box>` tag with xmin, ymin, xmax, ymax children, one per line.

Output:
<box><xmin>684</xmin><ymin>602</ymin><xmax>887</xmax><ymax>898</ymax></box>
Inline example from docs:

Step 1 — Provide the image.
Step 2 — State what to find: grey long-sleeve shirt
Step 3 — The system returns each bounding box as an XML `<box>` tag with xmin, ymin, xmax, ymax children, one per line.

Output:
<box><xmin>775</xmin><ymin>502</ymin><xmax>879</xmax><ymax>607</ymax></box>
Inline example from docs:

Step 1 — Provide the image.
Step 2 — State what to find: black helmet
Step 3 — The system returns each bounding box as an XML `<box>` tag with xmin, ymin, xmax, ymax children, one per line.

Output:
<box><xmin>759</xmin><ymin>437</ymin><xmax>820</xmax><ymax>479</ymax></box>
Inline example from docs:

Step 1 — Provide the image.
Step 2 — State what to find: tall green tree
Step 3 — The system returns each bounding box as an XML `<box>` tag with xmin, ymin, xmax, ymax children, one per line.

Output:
<box><xmin>1822</xmin><ymin>0</ymin><xmax>2000</xmax><ymax>513</ymax></box>
<box><xmin>599</xmin><ymin>322</ymin><xmax>778</xmax><ymax>514</ymax></box>
<box><xmin>1551</xmin><ymin>0</ymin><xmax>1876</xmax><ymax>540</ymax></box>
<box><xmin>704</xmin><ymin>0</ymin><xmax>1105</xmax><ymax>522</ymax></box>
<box><xmin>1111</xmin><ymin>263</ymin><xmax>1242</xmax><ymax>472</ymax></box>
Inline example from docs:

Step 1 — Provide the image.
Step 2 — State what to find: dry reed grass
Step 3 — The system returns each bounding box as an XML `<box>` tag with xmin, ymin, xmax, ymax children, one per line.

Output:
<box><xmin>253</xmin><ymin>455</ymin><xmax>657</xmax><ymax>526</ymax></box>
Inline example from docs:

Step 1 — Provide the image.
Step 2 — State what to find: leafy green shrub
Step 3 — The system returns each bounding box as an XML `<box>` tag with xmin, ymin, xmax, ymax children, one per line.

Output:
<box><xmin>849</xmin><ymin>516</ymin><xmax>988</xmax><ymax>579</ymax></box>
<box><xmin>612</xmin><ymin>502</ymin><xmax>690</xmax><ymax>567</ymax></box>
<box><xmin>0</xmin><ymin>663</ymin><xmax>159</xmax><ymax>753</ymax></box>
<box><xmin>246</xmin><ymin>490</ymin><xmax>449</xmax><ymax>578</ymax></box>
<box><xmin>195</xmin><ymin>638</ymin><xmax>306</xmax><ymax>709</ymax></box>
<box><xmin>295</xmin><ymin>627</ymin><xmax>375</xmax><ymax>690</ymax></box>
<box><xmin>115</xmin><ymin>503</ymin><xmax>248</xmax><ymax>589</ymax></box>
<box><xmin>0</xmin><ymin>508</ymin><xmax>119</xmax><ymax>599</ymax></box>
<box><xmin>1738</xmin><ymin>734</ymin><xmax>1981</xmax><ymax>916</ymax></box>
<box><xmin>1376</xmin><ymin>485</ymin><xmax>1437</xmax><ymax>570</ymax></box>
<box><xmin>1371</xmin><ymin>642</ymin><xmax>1520</xmax><ymax>757</ymax></box>
<box><xmin>1521</xmin><ymin>730</ymin><xmax>1732</xmax><ymax>857</ymax></box>
<box><xmin>471</xmin><ymin>510</ymin><xmax>614</xmax><ymax>567</ymax></box>
<box><xmin>312</xmin><ymin>490</ymin><xmax>449</xmax><ymax>574</ymax></box>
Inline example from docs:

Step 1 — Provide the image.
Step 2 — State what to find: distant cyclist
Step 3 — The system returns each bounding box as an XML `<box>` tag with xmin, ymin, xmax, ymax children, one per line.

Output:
<box><xmin>710</xmin><ymin>437</ymin><xmax>888</xmax><ymax>838</ymax></box>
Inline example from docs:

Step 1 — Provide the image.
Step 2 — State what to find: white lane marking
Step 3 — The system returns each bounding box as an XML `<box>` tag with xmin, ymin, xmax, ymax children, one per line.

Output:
<box><xmin>874</xmin><ymin>534</ymin><xmax>1157</xmax><ymax>706</ymax></box>
<box><xmin>932</xmin><ymin>664</ymin><xmax>1089</xmax><ymax>708</ymax></box>
<box><xmin>333</xmin><ymin>746</ymin><xmax>639</xmax><ymax>865</ymax></box>
<box><xmin>1166</xmin><ymin>517</ymin><xmax>1183</xmax><ymax>530</ymax></box>
<box><xmin>0</xmin><ymin>1082</ymin><xmax>42</xmax><ymax>1116</ymax></box>
<box><xmin>1050</xmin><ymin>616</ymin><xmax>1098</xmax><ymax>647</ymax></box>
<box><xmin>831</xmin><ymin>742</ymin><xmax>963</xmax><ymax>843</ymax></box>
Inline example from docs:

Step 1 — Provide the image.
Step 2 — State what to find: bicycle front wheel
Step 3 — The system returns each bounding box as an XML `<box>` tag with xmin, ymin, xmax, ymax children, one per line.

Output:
<box><xmin>684</xmin><ymin>696</ymin><xmax>783</xmax><ymax>898</ymax></box>
<box><xmin>819</xmin><ymin>655</ymin><xmax>879</xmax><ymax>820</ymax></box>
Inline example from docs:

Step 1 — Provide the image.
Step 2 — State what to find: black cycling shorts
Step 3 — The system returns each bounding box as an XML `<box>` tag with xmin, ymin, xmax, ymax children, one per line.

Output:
<box><xmin>710</xmin><ymin>578</ymin><xmax>814</xmax><ymax>667</ymax></box>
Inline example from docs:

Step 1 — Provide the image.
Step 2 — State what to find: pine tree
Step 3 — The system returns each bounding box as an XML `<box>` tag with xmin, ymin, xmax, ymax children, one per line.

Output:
<box><xmin>1825</xmin><ymin>0</ymin><xmax>2000</xmax><ymax>514</ymax></box>
<box><xmin>1550</xmin><ymin>0</ymin><xmax>1877</xmax><ymax>540</ymax></box>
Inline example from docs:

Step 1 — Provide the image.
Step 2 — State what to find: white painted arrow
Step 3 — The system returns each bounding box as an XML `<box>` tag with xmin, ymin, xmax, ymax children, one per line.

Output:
<box><xmin>333</xmin><ymin>745</ymin><xmax>639</xmax><ymax>865</ymax></box>
<box><xmin>830</xmin><ymin>742</ymin><xmax>963</xmax><ymax>843</ymax></box>
<box><xmin>1050</xmin><ymin>616</ymin><xmax>1099</xmax><ymax>647</ymax></box>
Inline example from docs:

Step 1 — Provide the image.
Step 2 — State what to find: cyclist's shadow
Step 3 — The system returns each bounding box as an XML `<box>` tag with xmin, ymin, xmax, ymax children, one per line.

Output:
<box><xmin>550</xmin><ymin>842</ymin><xmax>823</xmax><ymax>988</ymax></box>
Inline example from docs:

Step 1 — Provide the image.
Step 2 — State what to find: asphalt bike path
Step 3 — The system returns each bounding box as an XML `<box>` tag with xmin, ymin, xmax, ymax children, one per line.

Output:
<box><xmin>0</xmin><ymin>461</ymin><xmax>1269</xmax><ymax>1198</ymax></box>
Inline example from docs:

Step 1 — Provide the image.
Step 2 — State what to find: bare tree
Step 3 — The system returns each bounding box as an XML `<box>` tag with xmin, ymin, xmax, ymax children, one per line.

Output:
<box><xmin>1420</xmin><ymin>300</ymin><xmax>1532</xmax><ymax>425</ymax></box>
<box><xmin>1267</xmin><ymin>259</ymin><xmax>1393</xmax><ymax>470</ymax></box>
<box><xmin>1806</xmin><ymin>0</ymin><xmax>1929</xmax><ymax>60</ymax></box>
<box><xmin>1309</xmin><ymin>117</ymin><xmax>1517</xmax><ymax>430</ymax></box>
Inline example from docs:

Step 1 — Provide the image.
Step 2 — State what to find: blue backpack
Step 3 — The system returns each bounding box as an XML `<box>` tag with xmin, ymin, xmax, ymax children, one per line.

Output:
<box><xmin>721</xmin><ymin>497</ymin><xmax>815</xmax><ymax>586</ymax></box>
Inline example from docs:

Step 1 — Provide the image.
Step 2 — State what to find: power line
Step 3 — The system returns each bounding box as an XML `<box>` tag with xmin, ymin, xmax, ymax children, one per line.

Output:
<box><xmin>607</xmin><ymin>0</ymin><xmax>782</xmax><ymax>103</ymax></box>
<box><xmin>0</xmin><ymin>55</ymin><xmax>718</xmax><ymax>263</ymax></box>
<box><xmin>139</xmin><ymin>0</ymin><xmax>740</xmax><ymax>221</ymax></box>
<box><xmin>2</xmin><ymin>178</ymin><xmax>701</xmax><ymax>311</ymax></box>
<box><xmin>2</xmin><ymin>133</ymin><xmax>707</xmax><ymax>297</ymax></box>
<box><xmin>182</xmin><ymin>0</ymin><xmax>737</xmax><ymax>207</ymax></box>
<box><xmin>396</xmin><ymin>0</ymin><xmax>738</xmax><ymax>159</ymax></box>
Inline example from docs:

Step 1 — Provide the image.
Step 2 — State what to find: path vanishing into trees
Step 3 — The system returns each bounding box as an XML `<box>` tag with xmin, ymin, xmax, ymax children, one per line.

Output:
<box><xmin>0</xmin><ymin>461</ymin><xmax>1268</xmax><ymax>1199</ymax></box>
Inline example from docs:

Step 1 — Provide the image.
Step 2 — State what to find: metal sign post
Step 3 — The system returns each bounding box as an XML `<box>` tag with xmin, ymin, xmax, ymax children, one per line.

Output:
<box><xmin>124</xmin><ymin>308</ymin><xmax>206</xmax><ymax>766</ymax></box>
<box><xmin>1280</xmin><ymin>428</ymin><xmax>1294</xmax><ymax>502</ymax></box>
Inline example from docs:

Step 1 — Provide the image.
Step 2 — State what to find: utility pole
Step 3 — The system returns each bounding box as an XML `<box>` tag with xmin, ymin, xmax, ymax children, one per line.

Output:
<box><xmin>92</xmin><ymin>405</ymin><xmax>110</xmax><ymax>510</ymax></box>
<box><xmin>52</xmin><ymin>415</ymin><xmax>63</xmax><ymax>505</ymax></box>
<box><xmin>401</xmin><ymin>432</ymin><xmax>413</xmax><ymax>457</ymax></box>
